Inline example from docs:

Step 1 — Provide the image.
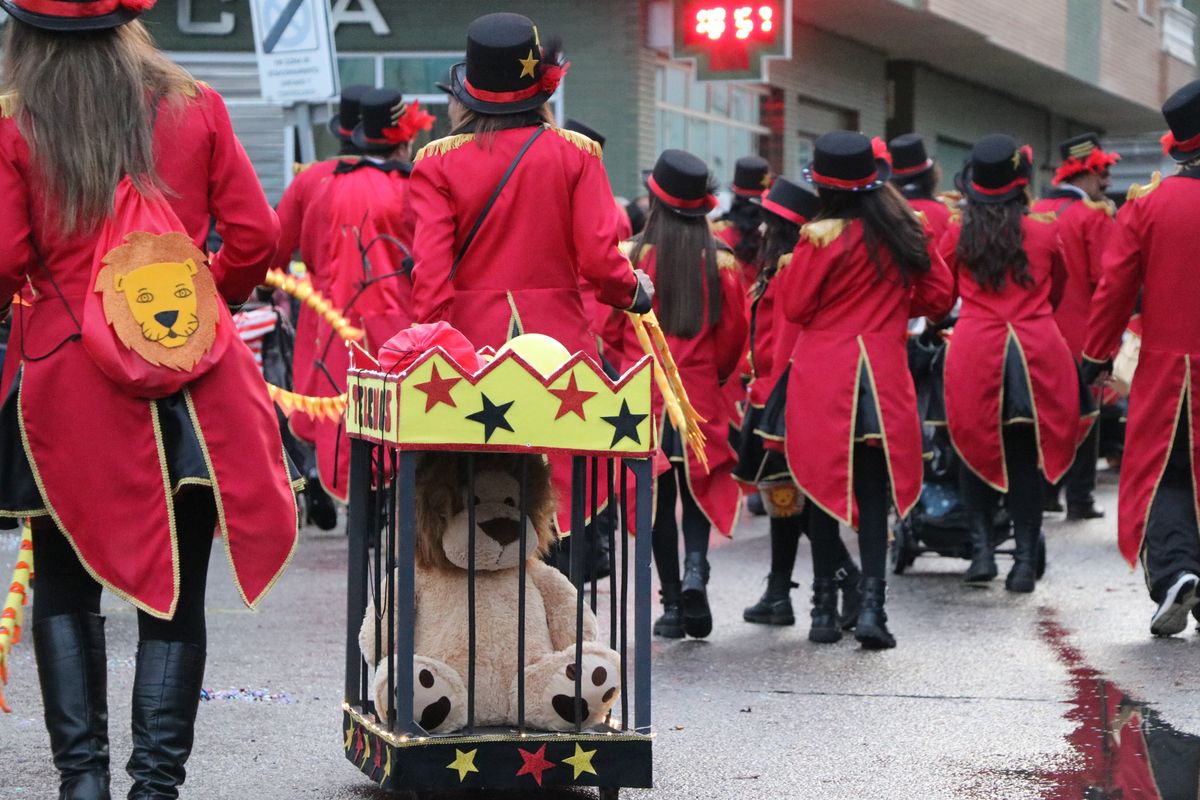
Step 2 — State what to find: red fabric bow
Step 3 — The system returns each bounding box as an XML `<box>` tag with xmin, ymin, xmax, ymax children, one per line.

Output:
<box><xmin>1161</xmin><ymin>129</ymin><xmax>1200</xmax><ymax>157</ymax></box>
<box><xmin>1052</xmin><ymin>147</ymin><xmax>1120</xmax><ymax>185</ymax></box>
<box><xmin>540</xmin><ymin>60</ymin><xmax>570</xmax><ymax>96</ymax></box>
<box><xmin>382</xmin><ymin>100</ymin><xmax>435</xmax><ymax>145</ymax></box>
<box><xmin>871</xmin><ymin>136</ymin><xmax>893</xmax><ymax>167</ymax></box>
<box><xmin>121</xmin><ymin>0</ymin><xmax>156</xmax><ymax>10</ymax></box>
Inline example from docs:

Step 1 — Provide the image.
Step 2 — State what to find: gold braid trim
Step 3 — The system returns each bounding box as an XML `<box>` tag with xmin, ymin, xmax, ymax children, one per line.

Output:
<box><xmin>0</xmin><ymin>93</ymin><xmax>17</xmax><ymax>119</ymax></box>
<box><xmin>717</xmin><ymin>250</ymin><xmax>739</xmax><ymax>272</ymax></box>
<box><xmin>552</xmin><ymin>126</ymin><xmax>602</xmax><ymax>158</ymax></box>
<box><xmin>1126</xmin><ymin>171</ymin><xmax>1162</xmax><ymax>203</ymax></box>
<box><xmin>800</xmin><ymin>218</ymin><xmax>848</xmax><ymax>248</ymax></box>
<box><xmin>263</xmin><ymin>269</ymin><xmax>363</xmax><ymax>343</ymax></box>
<box><xmin>414</xmin><ymin>133</ymin><xmax>476</xmax><ymax>162</ymax></box>
<box><xmin>1082</xmin><ymin>197</ymin><xmax>1117</xmax><ymax>218</ymax></box>
<box><xmin>1028</xmin><ymin>211</ymin><xmax>1057</xmax><ymax>224</ymax></box>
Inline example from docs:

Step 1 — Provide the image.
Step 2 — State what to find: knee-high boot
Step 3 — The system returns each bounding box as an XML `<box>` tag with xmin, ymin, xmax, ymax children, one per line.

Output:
<box><xmin>34</xmin><ymin>613</ymin><xmax>111</xmax><ymax>800</ymax></box>
<box><xmin>126</xmin><ymin>641</ymin><xmax>206</xmax><ymax>799</ymax></box>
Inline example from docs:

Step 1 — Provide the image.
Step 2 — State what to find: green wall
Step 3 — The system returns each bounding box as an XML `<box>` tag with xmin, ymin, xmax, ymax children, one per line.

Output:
<box><xmin>145</xmin><ymin>0</ymin><xmax>646</xmax><ymax>196</ymax></box>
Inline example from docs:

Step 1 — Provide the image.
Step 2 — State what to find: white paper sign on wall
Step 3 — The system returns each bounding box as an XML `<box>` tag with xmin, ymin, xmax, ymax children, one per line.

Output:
<box><xmin>248</xmin><ymin>0</ymin><xmax>340</xmax><ymax>105</ymax></box>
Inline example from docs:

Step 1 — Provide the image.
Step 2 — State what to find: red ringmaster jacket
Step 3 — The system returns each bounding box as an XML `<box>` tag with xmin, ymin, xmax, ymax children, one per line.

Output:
<box><xmin>0</xmin><ymin>83</ymin><xmax>297</xmax><ymax>618</ymax></box>
<box><xmin>906</xmin><ymin>196</ymin><xmax>954</xmax><ymax>244</ymax></box>
<box><xmin>408</xmin><ymin>125</ymin><xmax>638</xmax><ymax>534</ymax></box>
<box><xmin>289</xmin><ymin>159</ymin><xmax>416</xmax><ymax>502</ymax></box>
<box><xmin>778</xmin><ymin>218</ymin><xmax>954</xmax><ymax>527</ymax></box>
<box><xmin>1033</xmin><ymin>187</ymin><xmax>1115</xmax><ymax>357</ymax></box>
<box><xmin>273</xmin><ymin>157</ymin><xmax>352</xmax><ymax>398</ymax></box>
<box><xmin>408</xmin><ymin>125</ymin><xmax>638</xmax><ymax>355</ymax></box>
<box><xmin>607</xmin><ymin>244</ymin><xmax>748</xmax><ymax>536</ymax></box>
<box><xmin>1084</xmin><ymin>173</ymin><xmax>1200</xmax><ymax>566</ymax></box>
<box><xmin>940</xmin><ymin>214</ymin><xmax>1087</xmax><ymax>492</ymax></box>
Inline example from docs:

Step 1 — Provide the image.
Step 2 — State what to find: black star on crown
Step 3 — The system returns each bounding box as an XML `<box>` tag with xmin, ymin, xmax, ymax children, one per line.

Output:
<box><xmin>465</xmin><ymin>393</ymin><xmax>515</xmax><ymax>442</ymax></box>
<box><xmin>601</xmin><ymin>399</ymin><xmax>648</xmax><ymax>447</ymax></box>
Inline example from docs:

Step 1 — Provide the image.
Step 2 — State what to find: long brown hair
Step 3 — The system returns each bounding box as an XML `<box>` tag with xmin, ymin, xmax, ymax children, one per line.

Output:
<box><xmin>817</xmin><ymin>183</ymin><xmax>930</xmax><ymax>285</ymax></box>
<box><xmin>752</xmin><ymin>212</ymin><xmax>801</xmax><ymax>299</ymax></box>
<box><xmin>2</xmin><ymin>19</ymin><xmax>196</xmax><ymax>233</ymax></box>
<box><xmin>956</xmin><ymin>197</ymin><xmax>1032</xmax><ymax>292</ymax></box>
<box><xmin>633</xmin><ymin>195</ymin><xmax>722</xmax><ymax>339</ymax></box>
<box><xmin>451</xmin><ymin>104</ymin><xmax>556</xmax><ymax>147</ymax></box>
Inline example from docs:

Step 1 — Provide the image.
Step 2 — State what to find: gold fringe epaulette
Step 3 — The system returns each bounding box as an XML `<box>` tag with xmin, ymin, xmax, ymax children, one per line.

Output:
<box><xmin>914</xmin><ymin>210</ymin><xmax>928</xmax><ymax>227</ymax></box>
<box><xmin>552</xmin><ymin>127</ymin><xmax>602</xmax><ymax>158</ymax></box>
<box><xmin>936</xmin><ymin>190</ymin><xmax>963</xmax><ymax>208</ymax></box>
<box><xmin>717</xmin><ymin>250</ymin><xmax>738</xmax><ymax>272</ymax></box>
<box><xmin>1028</xmin><ymin>211</ymin><xmax>1056</xmax><ymax>224</ymax></box>
<box><xmin>0</xmin><ymin>93</ymin><xmax>17</xmax><ymax>119</ymax></box>
<box><xmin>619</xmin><ymin>240</ymin><xmax>652</xmax><ymax>263</ymax></box>
<box><xmin>776</xmin><ymin>253</ymin><xmax>793</xmax><ymax>272</ymax></box>
<box><xmin>800</xmin><ymin>218</ymin><xmax>848</xmax><ymax>248</ymax></box>
<box><xmin>1126</xmin><ymin>171</ymin><xmax>1162</xmax><ymax>203</ymax></box>
<box><xmin>711</xmin><ymin>219</ymin><xmax>733</xmax><ymax>233</ymax></box>
<box><xmin>415</xmin><ymin>133</ymin><xmax>476</xmax><ymax>162</ymax></box>
<box><xmin>293</xmin><ymin>162</ymin><xmax>312</xmax><ymax>176</ymax></box>
<box><xmin>1082</xmin><ymin>197</ymin><xmax>1117</xmax><ymax>218</ymax></box>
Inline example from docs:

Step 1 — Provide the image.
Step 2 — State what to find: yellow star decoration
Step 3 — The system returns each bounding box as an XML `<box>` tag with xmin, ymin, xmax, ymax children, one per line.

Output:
<box><xmin>1011</xmin><ymin>149</ymin><xmax>1022</xmax><ymax>169</ymax></box>
<box><xmin>563</xmin><ymin>743</ymin><xmax>598</xmax><ymax>779</ymax></box>
<box><xmin>447</xmin><ymin>748</ymin><xmax>479</xmax><ymax>782</ymax></box>
<box><xmin>761</xmin><ymin>172</ymin><xmax>773</xmax><ymax>188</ymax></box>
<box><xmin>518</xmin><ymin>49</ymin><xmax>540</xmax><ymax>79</ymax></box>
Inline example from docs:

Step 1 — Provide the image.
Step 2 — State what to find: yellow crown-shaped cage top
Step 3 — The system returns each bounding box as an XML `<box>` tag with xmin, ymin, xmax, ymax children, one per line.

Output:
<box><xmin>345</xmin><ymin>341</ymin><xmax>655</xmax><ymax>457</ymax></box>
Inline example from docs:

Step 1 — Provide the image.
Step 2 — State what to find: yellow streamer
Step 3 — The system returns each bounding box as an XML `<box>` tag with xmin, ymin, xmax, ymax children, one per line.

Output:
<box><xmin>0</xmin><ymin>523</ymin><xmax>34</xmax><ymax>713</ymax></box>
<box><xmin>628</xmin><ymin>310</ymin><xmax>709</xmax><ymax>472</ymax></box>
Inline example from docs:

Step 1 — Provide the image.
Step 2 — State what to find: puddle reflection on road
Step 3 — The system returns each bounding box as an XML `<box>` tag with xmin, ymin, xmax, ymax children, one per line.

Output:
<box><xmin>1038</xmin><ymin>610</ymin><xmax>1200</xmax><ymax>799</ymax></box>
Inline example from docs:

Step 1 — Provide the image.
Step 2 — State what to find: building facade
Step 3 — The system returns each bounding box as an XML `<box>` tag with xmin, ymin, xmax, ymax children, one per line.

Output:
<box><xmin>10</xmin><ymin>0</ymin><xmax>1191</xmax><ymax>201</ymax></box>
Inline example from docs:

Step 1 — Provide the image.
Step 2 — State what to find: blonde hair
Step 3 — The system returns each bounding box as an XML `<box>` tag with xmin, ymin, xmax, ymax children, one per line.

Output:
<box><xmin>2</xmin><ymin>19</ymin><xmax>197</xmax><ymax>233</ymax></box>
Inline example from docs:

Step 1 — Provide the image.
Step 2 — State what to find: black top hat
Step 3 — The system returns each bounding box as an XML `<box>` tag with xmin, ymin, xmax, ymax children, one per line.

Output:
<box><xmin>435</xmin><ymin>68</ymin><xmax>453</xmax><ymax>95</ymax></box>
<box><xmin>804</xmin><ymin>131</ymin><xmax>888</xmax><ymax>192</ymax></box>
<box><xmin>565</xmin><ymin>119</ymin><xmax>605</xmax><ymax>149</ymax></box>
<box><xmin>1059</xmin><ymin>132</ymin><xmax>1102</xmax><ymax>162</ymax></box>
<box><xmin>959</xmin><ymin>134</ymin><xmax>1033</xmax><ymax>204</ymax></box>
<box><xmin>450</xmin><ymin>12</ymin><xmax>567</xmax><ymax>115</ymax></box>
<box><xmin>753</xmin><ymin>177</ymin><xmax>820</xmax><ymax>227</ymax></box>
<box><xmin>1162</xmin><ymin>79</ymin><xmax>1200</xmax><ymax>162</ymax></box>
<box><xmin>0</xmin><ymin>0</ymin><xmax>151</xmax><ymax>31</ymax></box>
<box><xmin>731</xmin><ymin>156</ymin><xmax>772</xmax><ymax>197</ymax></box>
<box><xmin>328</xmin><ymin>85</ymin><xmax>372</xmax><ymax>143</ymax></box>
<box><xmin>888</xmin><ymin>133</ymin><xmax>934</xmax><ymax>179</ymax></box>
<box><xmin>647</xmin><ymin>149</ymin><xmax>717</xmax><ymax>218</ymax></box>
<box><xmin>351</xmin><ymin>89</ymin><xmax>429</xmax><ymax>155</ymax></box>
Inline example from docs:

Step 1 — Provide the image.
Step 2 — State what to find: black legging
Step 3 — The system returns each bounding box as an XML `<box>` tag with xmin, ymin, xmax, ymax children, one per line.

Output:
<box><xmin>808</xmin><ymin>444</ymin><xmax>890</xmax><ymax>580</ymax></box>
<box><xmin>768</xmin><ymin>504</ymin><xmax>855</xmax><ymax>577</ymax></box>
<box><xmin>651</xmin><ymin>463</ymin><xmax>711</xmax><ymax>585</ymax></box>
<box><xmin>31</xmin><ymin>488</ymin><xmax>217</xmax><ymax>648</ymax></box>
<box><xmin>960</xmin><ymin>425</ymin><xmax>1043</xmax><ymax>537</ymax></box>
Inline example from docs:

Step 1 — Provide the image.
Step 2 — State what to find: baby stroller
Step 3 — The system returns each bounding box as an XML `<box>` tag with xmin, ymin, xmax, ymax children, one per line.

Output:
<box><xmin>890</xmin><ymin>323</ymin><xmax>1046</xmax><ymax>577</ymax></box>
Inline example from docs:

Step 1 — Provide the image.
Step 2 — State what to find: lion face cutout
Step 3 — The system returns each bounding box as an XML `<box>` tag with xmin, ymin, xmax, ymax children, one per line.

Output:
<box><xmin>96</xmin><ymin>232</ymin><xmax>219</xmax><ymax>371</ymax></box>
<box><xmin>415</xmin><ymin>452</ymin><xmax>557</xmax><ymax>573</ymax></box>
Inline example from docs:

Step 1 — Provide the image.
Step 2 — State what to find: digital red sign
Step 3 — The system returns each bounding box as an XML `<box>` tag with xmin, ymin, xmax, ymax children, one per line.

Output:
<box><xmin>673</xmin><ymin>1</ymin><xmax>791</xmax><ymax>81</ymax></box>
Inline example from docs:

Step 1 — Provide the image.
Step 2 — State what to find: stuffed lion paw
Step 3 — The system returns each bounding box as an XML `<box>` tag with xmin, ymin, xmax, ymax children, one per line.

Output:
<box><xmin>360</xmin><ymin>452</ymin><xmax>621</xmax><ymax>732</ymax></box>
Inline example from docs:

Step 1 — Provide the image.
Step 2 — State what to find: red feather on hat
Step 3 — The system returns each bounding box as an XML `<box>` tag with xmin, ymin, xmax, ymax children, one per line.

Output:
<box><xmin>120</xmin><ymin>0</ymin><xmax>157</xmax><ymax>11</ymax></box>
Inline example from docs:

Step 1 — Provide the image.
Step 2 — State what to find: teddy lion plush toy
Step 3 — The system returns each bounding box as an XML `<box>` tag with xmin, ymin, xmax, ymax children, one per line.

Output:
<box><xmin>360</xmin><ymin>451</ymin><xmax>622</xmax><ymax>733</ymax></box>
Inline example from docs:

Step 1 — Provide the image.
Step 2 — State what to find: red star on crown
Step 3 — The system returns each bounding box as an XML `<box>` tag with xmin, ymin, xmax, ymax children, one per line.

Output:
<box><xmin>414</xmin><ymin>364</ymin><xmax>461</xmax><ymax>412</ymax></box>
<box><xmin>516</xmin><ymin>744</ymin><xmax>556</xmax><ymax>786</ymax></box>
<box><xmin>548</xmin><ymin>372</ymin><xmax>598</xmax><ymax>420</ymax></box>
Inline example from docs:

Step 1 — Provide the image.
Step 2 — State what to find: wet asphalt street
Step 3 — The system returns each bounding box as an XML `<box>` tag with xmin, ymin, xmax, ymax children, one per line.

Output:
<box><xmin>3</xmin><ymin>468</ymin><xmax>1199</xmax><ymax>799</ymax></box>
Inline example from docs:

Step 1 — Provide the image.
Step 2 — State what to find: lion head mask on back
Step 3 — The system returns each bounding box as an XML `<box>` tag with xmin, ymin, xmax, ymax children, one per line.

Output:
<box><xmin>95</xmin><ymin>231</ymin><xmax>219</xmax><ymax>371</ymax></box>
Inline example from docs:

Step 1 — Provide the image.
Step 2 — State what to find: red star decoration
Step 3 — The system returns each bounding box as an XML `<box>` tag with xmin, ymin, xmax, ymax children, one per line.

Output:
<box><xmin>548</xmin><ymin>372</ymin><xmax>597</xmax><ymax>420</ymax></box>
<box><xmin>515</xmin><ymin>744</ymin><xmax>556</xmax><ymax>786</ymax></box>
<box><xmin>414</xmin><ymin>364</ymin><xmax>461</xmax><ymax>412</ymax></box>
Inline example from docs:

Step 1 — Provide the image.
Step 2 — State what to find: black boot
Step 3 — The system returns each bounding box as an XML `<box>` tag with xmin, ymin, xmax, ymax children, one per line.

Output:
<box><xmin>680</xmin><ymin>552</ymin><xmax>712</xmax><ymax>638</ymax></box>
<box><xmin>808</xmin><ymin>579</ymin><xmax>842</xmax><ymax>644</ymax></box>
<box><xmin>653</xmin><ymin>581</ymin><xmax>685</xmax><ymax>639</ymax></box>
<box><xmin>1005</xmin><ymin>526</ymin><xmax>1037</xmax><ymax>593</ymax></box>
<box><xmin>964</xmin><ymin>512</ymin><xmax>998</xmax><ymax>584</ymax></box>
<box><xmin>127</xmin><ymin>641</ymin><xmax>206</xmax><ymax>800</ymax></box>
<box><xmin>854</xmin><ymin>578</ymin><xmax>896</xmax><ymax>650</ymax></box>
<box><xmin>834</xmin><ymin>559</ymin><xmax>862</xmax><ymax>630</ymax></box>
<box><xmin>743</xmin><ymin>572</ymin><xmax>797</xmax><ymax>626</ymax></box>
<box><xmin>34</xmin><ymin>614</ymin><xmax>111</xmax><ymax>800</ymax></box>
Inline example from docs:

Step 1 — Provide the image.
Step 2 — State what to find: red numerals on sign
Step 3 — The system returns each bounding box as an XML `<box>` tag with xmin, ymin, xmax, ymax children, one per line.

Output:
<box><xmin>691</xmin><ymin>4</ymin><xmax>778</xmax><ymax>44</ymax></box>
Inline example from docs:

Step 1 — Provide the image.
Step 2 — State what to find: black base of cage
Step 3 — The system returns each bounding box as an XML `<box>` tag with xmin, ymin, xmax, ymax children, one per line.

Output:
<box><xmin>343</xmin><ymin>705</ymin><xmax>652</xmax><ymax>792</ymax></box>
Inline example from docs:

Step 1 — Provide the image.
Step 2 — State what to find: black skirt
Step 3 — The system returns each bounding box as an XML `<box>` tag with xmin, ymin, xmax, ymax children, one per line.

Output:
<box><xmin>0</xmin><ymin>371</ymin><xmax>300</xmax><ymax>517</ymax></box>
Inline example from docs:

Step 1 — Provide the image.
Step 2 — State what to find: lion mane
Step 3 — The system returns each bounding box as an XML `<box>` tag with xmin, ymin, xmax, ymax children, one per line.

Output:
<box><xmin>414</xmin><ymin>452</ymin><xmax>557</xmax><ymax>571</ymax></box>
<box><xmin>96</xmin><ymin>231</ymin><xmax>219</xmax><ymax>372</ymax></box>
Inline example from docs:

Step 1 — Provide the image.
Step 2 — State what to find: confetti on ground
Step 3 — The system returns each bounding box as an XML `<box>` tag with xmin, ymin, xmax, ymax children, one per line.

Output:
<box><xmin>200</xmin><ymin>687</ymin><xmax>294</xmax><ymax>705</ymax></box>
